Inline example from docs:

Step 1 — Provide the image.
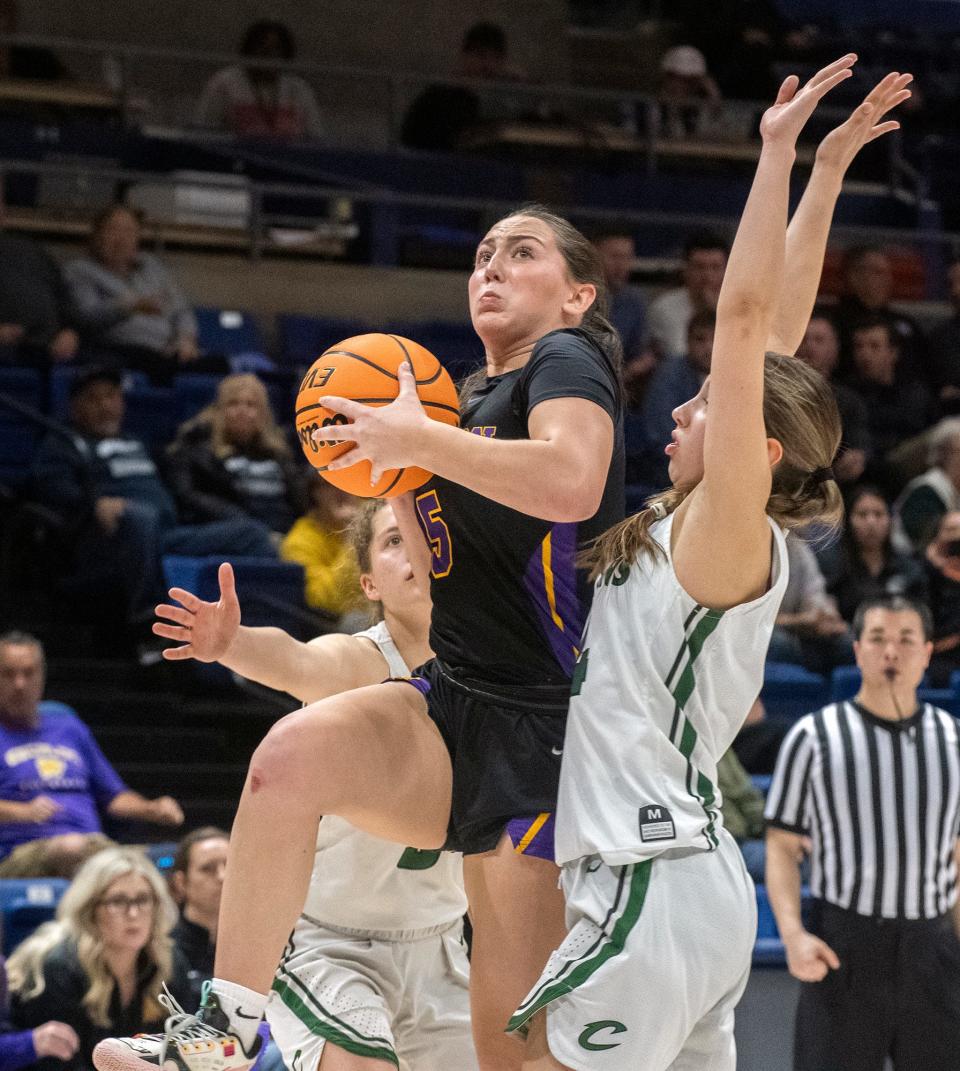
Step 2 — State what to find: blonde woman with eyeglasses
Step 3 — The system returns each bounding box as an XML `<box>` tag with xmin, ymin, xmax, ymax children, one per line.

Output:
<box><xmin>8</xmin><ymin>847</ymin><xmax>177</xmax><ymax>1071</ymax></box>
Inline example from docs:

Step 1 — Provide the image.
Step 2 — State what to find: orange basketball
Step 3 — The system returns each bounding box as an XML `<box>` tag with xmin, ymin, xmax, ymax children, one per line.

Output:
<box><xmin>294</xmin><ymin>333</ymin><xmax>460</xmax><ymax>498</ymax></box>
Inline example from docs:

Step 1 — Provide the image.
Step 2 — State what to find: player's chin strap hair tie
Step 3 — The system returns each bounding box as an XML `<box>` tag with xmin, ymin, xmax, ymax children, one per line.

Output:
<box><xmin>649</xmin><ymin>500</ymin><xmax>668</xmax><ymax>520</ymax></box>
<box><xmin>809</xmin><ymin>466</ymin><xmax>835</xmax><ymax>485</ymax></box>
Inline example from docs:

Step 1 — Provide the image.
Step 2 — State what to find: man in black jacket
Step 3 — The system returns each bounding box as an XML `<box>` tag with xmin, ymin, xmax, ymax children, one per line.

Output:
<box><xmin>30</xmin><ymin>367</ymin><xmax>275</xmax><ymax>627</ymax></box>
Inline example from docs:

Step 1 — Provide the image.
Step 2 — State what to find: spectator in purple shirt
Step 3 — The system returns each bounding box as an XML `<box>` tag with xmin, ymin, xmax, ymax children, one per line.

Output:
<box><xmin>0</xmin><ymin>950</ymin><xmax>79</xmax><ymax>1071</ymax></box>
<box><xmin>0</xmin><ymin>633</ymin><xmax>183</xmax><ymax>878</ymax></box>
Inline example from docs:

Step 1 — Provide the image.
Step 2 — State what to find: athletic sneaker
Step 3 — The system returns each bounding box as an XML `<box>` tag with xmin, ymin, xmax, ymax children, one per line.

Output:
<box><xmin>93</xmin><ymin>983</ymin><xmax>261</xmax><ymax>1071</ymax></box>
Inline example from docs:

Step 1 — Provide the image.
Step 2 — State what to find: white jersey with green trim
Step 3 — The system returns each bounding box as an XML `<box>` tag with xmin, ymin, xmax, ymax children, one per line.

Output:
<box><xmin>555</xmin><ymin>512</ymin><xmax>789</xmax><ymax>867</ymax></box>
<box><xmin>300</xmin><ymin>621</ymin><xmax>467</xmax><ymax>935</ymax></box>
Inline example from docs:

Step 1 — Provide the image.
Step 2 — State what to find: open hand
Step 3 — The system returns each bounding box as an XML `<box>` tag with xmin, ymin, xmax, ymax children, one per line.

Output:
<box><xmin>760</xmin><ymin>54</ymin><xmax>857</xmax><ymax>149</ymax></box>
<box><xmin>815</xmin><ymin>70</ymin><xmax>912</xmax><ymax>174</ymax></box>
<box><xmin>315</xmin><ymin>361</ymin><xmax>430</xmax><ymax>485</ymax></box>
<box><xmin>153</xmin><ymin>561</ymin><xmax>241</xmax><ymax>662</ymax></box>
<box><xmin>784</xmin><ymin>930</ymin><xmax>840</xmax><ymax>982</ymax></box>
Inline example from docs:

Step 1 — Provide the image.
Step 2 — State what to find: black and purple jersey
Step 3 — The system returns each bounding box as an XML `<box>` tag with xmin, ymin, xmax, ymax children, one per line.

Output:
<box><xmin>418</xmin><ymin>327</ymin><xmax>624</xmax><ymax>692</ymax></box>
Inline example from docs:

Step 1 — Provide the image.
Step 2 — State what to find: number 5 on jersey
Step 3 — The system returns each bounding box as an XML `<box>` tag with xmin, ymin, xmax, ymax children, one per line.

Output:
<box><xmin>416</xmin><ymin>490</ymin><xmax>452</xmax><ymax>578</ymax></box>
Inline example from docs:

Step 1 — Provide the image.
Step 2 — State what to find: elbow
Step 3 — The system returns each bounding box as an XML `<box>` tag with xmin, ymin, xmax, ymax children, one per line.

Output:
<box><xmin>547</xmin><ymin>479</ymin><xmax>605</xmax><ymax>523</ymax></box>
<box><xmin>717</xmin><ymin>292</ymin><xmax>776</xmax><ymax>324</ymax></box>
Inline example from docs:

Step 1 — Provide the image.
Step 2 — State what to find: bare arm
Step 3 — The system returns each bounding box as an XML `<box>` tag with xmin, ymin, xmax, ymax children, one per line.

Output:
<box><xmin>767</xmin><ymin>826</ymin><xmax>840</xmax><ymax>981</ymax></box>
<box><xmin>673</xmin><ymin>57</ymin><xmax>856</xmax><ymax>608</ymax></box>
<box><xmin>154</xmin><ymin>562</ymin><xmax>388</xmax><ymax>703</ymax></box>
<box><xmin>224</xmin><ymin>629</ymin><xmax>388</xmax><ymax>704</ymax></box>
<box><xmin>319</xmin><ymin>365</ymin><xmax>615</xmax><ymax>523</ymax></box>
<box><xmin>769</xmin><ymin>72</ymin><xmax>913</xmax><ymax>355</ymax></box>
<box><xmin>107</xmin><ymin>790</ymin><xmax>183</xmax><ymax>826</ymax></box>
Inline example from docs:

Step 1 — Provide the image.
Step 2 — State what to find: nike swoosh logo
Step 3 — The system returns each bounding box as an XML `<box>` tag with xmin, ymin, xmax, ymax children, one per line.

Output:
<box><xmin>551</xmin><ymin>746</ymin><xmax>563</xmax><ymax>756</ymax></box>
<box><xmin>234</xmin><ymin>1009</ymin><xmax>262</xmax><ymax>1020</ymax></box>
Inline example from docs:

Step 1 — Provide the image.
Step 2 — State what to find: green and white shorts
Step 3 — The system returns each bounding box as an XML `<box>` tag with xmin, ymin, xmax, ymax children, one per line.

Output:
<box><xmin>267</xmin><ymin>914</ymin><xmax>476</xmax><ymax>1071</ymax></box>
<box><xmin>509</xmin><ymin>831</ymin><xmax>756</xmax><ymax>1071</ymax></box>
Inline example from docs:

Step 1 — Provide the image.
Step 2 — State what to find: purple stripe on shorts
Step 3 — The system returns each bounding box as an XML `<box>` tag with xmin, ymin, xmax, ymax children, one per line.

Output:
<box><xmin>506</xmin><ymin>813</ymin><xmax>556</xmax><ymax>862</ymax></box>
<box><xmin>389</xmin><ymin>676</ymin><xmax>431</xmax><ymax>696</ymax></box>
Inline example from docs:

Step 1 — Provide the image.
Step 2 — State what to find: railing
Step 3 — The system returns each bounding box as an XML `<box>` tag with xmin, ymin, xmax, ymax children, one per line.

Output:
<box><xmin>0</xmin><ymin>154</ymin><xmax>953</xmax><ymax>294</ymax></box>
<box><xmin>0</xmin><ymin>32</ymin><xmax>913</xmax><ymax>187</ymax></box>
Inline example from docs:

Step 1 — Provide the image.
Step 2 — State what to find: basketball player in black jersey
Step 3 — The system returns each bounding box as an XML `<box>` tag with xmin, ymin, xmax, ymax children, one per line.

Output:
<box><xmin>91</xmin><ymin>206</ymin><xmax>625</xmax><ymax>1071</ymax></box>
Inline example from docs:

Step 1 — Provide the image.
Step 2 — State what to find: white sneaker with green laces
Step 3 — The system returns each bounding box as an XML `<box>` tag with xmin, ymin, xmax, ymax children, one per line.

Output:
<box><xmin>93</xmin><ymin>984</ymin><xmax>261</xmax><ymax>1071</ymax></box>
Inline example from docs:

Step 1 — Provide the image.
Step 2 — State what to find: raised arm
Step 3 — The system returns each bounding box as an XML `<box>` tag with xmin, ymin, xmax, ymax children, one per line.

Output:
<box><xmin>153</xmin><ymin>562</ymin><xmax>386</xmax><ymax>703</ymax></box>
<box><xmin>769</xmin><ymin>72</ymin><xmax>913</xmax><ymax>355</ymax></box>
<box><xmin>673</xmin><ymin>57</ymin><xmax>856</xmax><ymax>607</ymax></box>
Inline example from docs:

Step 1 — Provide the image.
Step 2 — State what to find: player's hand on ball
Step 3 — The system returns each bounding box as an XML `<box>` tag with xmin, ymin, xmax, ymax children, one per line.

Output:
<box><xmin>784</xmin><ymin>930</ymin><xmax>840</xmax><ymax>982</ymax></box>
<box><xmin>153</xmin><ymin>562</ymin><xmax>242</xmax><ymax>662</ymax></box>
<box><xmin>317</xmin><ymin>361</ymin><xmax>431</xmax><ymax>485</ymax></box>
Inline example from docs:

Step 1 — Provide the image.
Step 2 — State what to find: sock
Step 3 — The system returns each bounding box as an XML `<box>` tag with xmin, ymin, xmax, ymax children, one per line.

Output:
<box><xmin>210</xmin><ymin>979</ymin><xmax>268</xmax><ymax>1051</ymax></box>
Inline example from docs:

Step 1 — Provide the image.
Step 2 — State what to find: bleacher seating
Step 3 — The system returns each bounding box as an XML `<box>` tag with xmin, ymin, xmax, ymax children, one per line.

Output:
<box><xmin>162</xmin><ymin>556</ymin><xmax>308</xmax><ymax>631</ymax></box>
<box><xmin>761</xmin><ymin>663</ymin><xmax>829</xmax><ymax>721</ymax></box>
<box><xmin>194</xmin><ymin>307</ymin><xmax>265</xmax><ymax>358</ymax></box>
<box><xmin>277</xmin><ymin>314</ymin><xmax>370</xmax><ymax>367</ymax></box>
<box><xmin>0</xmin><ymin>368</ymin><xmax>43</xmax><ymax>491</ymax></box>
<box><xmin>0</xmin><ymin>878</ymin><xmax>69</xmax><ymax>955</ymax></box>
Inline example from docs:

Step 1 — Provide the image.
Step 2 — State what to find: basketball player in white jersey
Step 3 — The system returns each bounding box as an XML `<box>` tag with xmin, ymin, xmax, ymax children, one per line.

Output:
<box><xmin>129</xmin><ymin>500</ymin><xmax>476</xmax><ymax>1071</ymax></box>
<box><xmin>513</xmin><ymin>62</ymin><xmax>913</xmax><ymax>1071</ymax></box>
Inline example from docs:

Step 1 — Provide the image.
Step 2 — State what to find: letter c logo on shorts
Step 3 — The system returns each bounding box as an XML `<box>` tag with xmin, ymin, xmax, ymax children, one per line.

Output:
<box><xmin>578</xmin><ymin>1020</ymin><xmax>627</xmax><ymax>1051</ymax></box>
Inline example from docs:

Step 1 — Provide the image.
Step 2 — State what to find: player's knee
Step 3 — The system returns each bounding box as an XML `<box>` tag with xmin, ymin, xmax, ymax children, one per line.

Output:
<box><xmin>249</xmin><ymin>703</ymin><xmax>348</xmax><ymax>799</ymax></box>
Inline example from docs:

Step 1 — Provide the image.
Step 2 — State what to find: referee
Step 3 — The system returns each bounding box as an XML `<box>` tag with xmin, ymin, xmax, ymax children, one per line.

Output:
<box><xmin>765</xmin><ymin>594</ymin><xmax>960</xmax><ymax>1071</ymax></box>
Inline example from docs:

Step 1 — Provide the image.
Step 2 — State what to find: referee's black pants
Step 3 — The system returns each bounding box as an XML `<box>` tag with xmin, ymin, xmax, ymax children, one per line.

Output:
<box><xmin>794</xmin><ymin>900</ymin><xmax>960</xmax><ymax>1071</ymax></box>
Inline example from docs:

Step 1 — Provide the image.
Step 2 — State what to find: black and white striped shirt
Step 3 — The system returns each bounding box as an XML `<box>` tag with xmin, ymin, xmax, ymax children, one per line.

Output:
<box><xmin>765</xmin><ymin>701</ymin><xmax>960</xmax><ymax>920</ymax></box>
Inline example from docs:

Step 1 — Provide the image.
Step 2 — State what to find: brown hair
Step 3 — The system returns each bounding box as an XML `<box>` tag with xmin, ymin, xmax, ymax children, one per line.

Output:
<box><xmin>171</xmin><ymin>825</ymin><xmax>229</xmax><ymax>877</ymax></box>
<box><xmin>497</xmin><ymin>204</ymin><xmax>623</xmax><ymax>376</ymax></box>
<box><xmin>347</xmin><ymin>500</ymin><xmax>390</xmax><ymax>621</ymax></box>
<box><xmin>582</xmin><ymin>352</ymin><xmax>843</xmax><ymax>578</ymax></box>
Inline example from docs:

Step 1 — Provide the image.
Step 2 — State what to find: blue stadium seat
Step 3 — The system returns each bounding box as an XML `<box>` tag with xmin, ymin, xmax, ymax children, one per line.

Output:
<box><xmin>277</xmin><ymin>315</ymin><xmax>370</xmax><ymax>367</ymax></box>
<box><xmin>49</xmin><ymin>367</ymin><xmax>152</xmax><ymax>422</ymax></box>
<box><xmin>762</xmin><ymin>663</ymin><xmax>829</xmax><ymax>720</ymax></box>
<box><xmin>123</xmin><ymin>383</ymin><xmax>178</xmax><ymax>451</ymax></box>
<box><xmin>143</xmin><ymin>841</ymin><xmax>179</xmax><ymax>873</ymax></box>
<box><xmin>754</xmin><ymin>884</ymin><xmax>786</xmax><ymax>966</ymax></box>
<box><xmin>0</xmin><ymin>368</ymin><xmax>43</xmax><ymax>490</ymax></box>
<box><xmin>0</xmin><ymin>878</ymin><xmax>69</xmax><ymax>955</ymax></box>
<box><xmin>917</xmin><ymin>686</ymin><xmax>957</xmax><ymax>713</ymax></box>
<box><xmin>173</xmin><ymin>374</ymin><xmax>221</xmax><ymax>424</ymax></box>
<box><xmin>388</xmin><ymin>321</ymin><xmax>483</xmax><ymax>382</ymax></box>
<box><xmin>833</xmin><ymin>667</ymin><xmax>944</xmax><ymax>706</ymax></box>
<box><xmin>830</xmin><ymin>665</ymin><xmax>862</xmax><ymax>702</ymax></box>
<box><xmin>162</xmin><ymin>556</ymin><xmax>307</xmax><ymax>629</ymax></box>
<box><xmin>194</xmin><ymin>307</ymin><xmax>264</xmax><ymax>357</ymax></box>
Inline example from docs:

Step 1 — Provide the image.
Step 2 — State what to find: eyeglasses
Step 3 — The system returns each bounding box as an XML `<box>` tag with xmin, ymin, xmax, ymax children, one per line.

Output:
<box><xmin>98</xmin><ymin>894</ymin><xmax>156</xmax><ymax>916</ymax></box>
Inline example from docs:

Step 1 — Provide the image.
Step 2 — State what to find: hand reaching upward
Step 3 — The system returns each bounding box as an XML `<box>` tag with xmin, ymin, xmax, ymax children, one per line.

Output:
<box><xmin>815</xmin><ymin>70</ymin><xmax>913</xmax><ymax>173</ymax></box>
<box><xmin>153</xmin><ymin>562</ymin><xmax>241</xmax><ymax>662</ymax></box>
<box><xmin>760</xmin><ymin>54</ymin><xmax>857</xmax><ymax>149</ymax></box>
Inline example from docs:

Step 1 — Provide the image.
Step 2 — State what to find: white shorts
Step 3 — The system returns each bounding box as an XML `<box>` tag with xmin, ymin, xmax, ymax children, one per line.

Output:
<box><xmin>267</xmin><ymin>915</ymin><xmax>476</xmax><ymax>1071</ymax></box>
<box><xmin>509</xmin><ymin>831</ymin><xmax>755</xmax><ymax>1071</ymax></box>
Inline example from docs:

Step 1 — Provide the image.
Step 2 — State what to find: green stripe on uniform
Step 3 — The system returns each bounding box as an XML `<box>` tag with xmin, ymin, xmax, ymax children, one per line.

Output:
<box><xmin>272</xmin><ymin>977</ymin><xmax>399</xmax><ymax>1068</ymax></box>
<box><xmin>507</xmin><ymin>860</ymin><xmax>653</xmax><ymax>1036</ymax></box>
<box><xmin>667</xmin><ymin>610</ymin><xmax>724</xmax><ymax>850</ymax></box>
